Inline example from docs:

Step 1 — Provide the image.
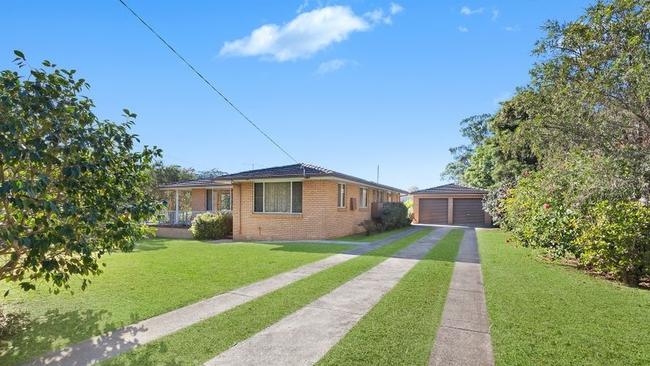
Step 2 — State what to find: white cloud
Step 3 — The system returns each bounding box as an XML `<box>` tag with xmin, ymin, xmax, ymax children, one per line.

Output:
<box><xmin>460</xmin><ymin>6</ymin><xmax>483</xmax><ymax>16</ymax></box>
<box><xmin>491</xmin><ymin>9</ymin><xmax>499</xmax><ymax>21</ymax></box>
<box><xmin>504</xmin><ymin>25</ymin><xmax>520</xmax><ymax>32</ymax></box>
<box><xmin>220</xmin><ymin>6</ymin><xmax>370</xmax><ymax>62</ymax></box>
<box><xmin>390</xmin><ymin>3</ymin><xmax>404</xmax><ymax>15</ymax></box>
<box><xmin>457</xmin><ymin>25</ymin><xmax>469</xmax><ymax>33</ymax></box>
<box><xmin>316</xmin><ymin>59</ymin><xmax>355</xmax><ymax>74</ymax></box>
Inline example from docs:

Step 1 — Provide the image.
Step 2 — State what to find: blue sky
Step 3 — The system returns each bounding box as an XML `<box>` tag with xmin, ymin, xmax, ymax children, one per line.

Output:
<box><xmin>2</xmin><ymin>1</ymin><xmax>592</xmax><ymax>190</ymax></box>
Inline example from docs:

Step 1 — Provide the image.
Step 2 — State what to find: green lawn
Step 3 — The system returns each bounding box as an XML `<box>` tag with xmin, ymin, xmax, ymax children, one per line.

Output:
<box><xmin>102</xmin><ymin>229</ymin><xmax>433</xmax><ymax>366</ymax></box>
<box><xmin>337</xmin><ymin>226</ymin><xmax>412</xmax><ymax>242</ymax></box>
<box><xmin>318</xmin><ymin>229</ymin><xmax>463</xmax><ymax>366</ymax></box>
<box><xmin>0</xmin><ymin>239</ymin><xmax>351</xmax><ymax>365</ymax></box>
<box><xmin>478</xmin><ymin>229</ymin><xmax>650</xmax><ymax>366</ymax></box>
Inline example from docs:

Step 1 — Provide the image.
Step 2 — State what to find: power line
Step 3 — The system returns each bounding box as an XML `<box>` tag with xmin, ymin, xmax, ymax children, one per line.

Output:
<box><xmin>116</xmin><ymin>0</ymin><xmax>299</xmax><ymax>164</ymax></box>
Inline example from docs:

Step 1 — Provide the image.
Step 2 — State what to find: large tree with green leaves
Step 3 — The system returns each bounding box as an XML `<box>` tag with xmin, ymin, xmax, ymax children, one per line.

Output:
<box><xmin>440</xmin><ymin>114</ymin><xmax>492</xmax><ymax>184</ymax></box>
<box><xmin>0</xmin><ymin>52</ymin><xmax>162</xmax><ymax>292</ymax></box>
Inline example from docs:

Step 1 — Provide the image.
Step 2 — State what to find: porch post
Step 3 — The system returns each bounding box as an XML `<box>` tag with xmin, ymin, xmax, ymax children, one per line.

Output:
<box><xmin>174</xmin><ymin>189</ymin><xmax>179</xmax><ymax>224</ymax></box>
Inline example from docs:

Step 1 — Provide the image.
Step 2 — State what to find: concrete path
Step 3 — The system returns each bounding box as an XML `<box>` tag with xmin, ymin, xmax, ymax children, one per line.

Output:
<box><xmin>429</xmin><ymin>228</ymin><xmax>494</xmax><ymax>366</ymax></box>
<box><xmin>204</xmin><ymin>227</ymin><xmax>452</xmax><ymax>366</ymax></box>
<box><xmin>23</xmin><ymin>227</ymin><xmax>422</xmax><ymax>366</ymax></box>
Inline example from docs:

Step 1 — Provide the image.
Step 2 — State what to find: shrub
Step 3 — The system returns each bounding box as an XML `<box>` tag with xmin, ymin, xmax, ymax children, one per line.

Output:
<box><xmin>359</xmin><ymin>220</ymin><xmax>385</xmax><ymax>236</ymax></box>
<box><xmin>378</xmin><ymin>202</ymin><xmax>411</xmax><ymax>229</ymax></box>
<box><xmin>575</xmin><ymin>201</ymin><xmax>650</xmax><ymax>285</ymax></box>
<box><xmin>484</xmin><ymin>181</ymin><xmax>512</xmax><ymax>227</ymax></box>
<box><xmin>190</xmin><ymin>211</ymin><xmax>233</xmax><ymax>240</ymax></box>
<box><xmin>502</xmin><ymin>170</ymin><xmax>582</xmax><ymax>257</ymax></box>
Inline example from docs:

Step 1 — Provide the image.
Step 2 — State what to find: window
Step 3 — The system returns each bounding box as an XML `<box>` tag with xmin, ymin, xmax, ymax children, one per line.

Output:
<box><xmin>206</xmin><ymin>189</ymin><xmax>213</xmax><ymax>211</ymax></box>
<box><xmin>337</xmin><ymin>183</ymin><xmax>346</xmax><ymax>208</ymax></box>
<box><xmin>360</xmin><ymin>187</ymin><xmax>368</xmax><ymax>208</ymax></box>
<box><xmin>253</xmin><ymin>182</ymin><xmax>302</xmax><ymax>213</ymax></box>
<box><xmin>220</xmin><ymin>191</ymin><xmax>231</xmax><ymax>210</ymax></box>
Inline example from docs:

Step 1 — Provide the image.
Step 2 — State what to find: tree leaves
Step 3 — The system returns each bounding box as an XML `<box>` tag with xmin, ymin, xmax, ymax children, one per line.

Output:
<box><xmin>0</xmin><ymin>52</ymin><xmax>162</xmax><ymax>293</ymax></box>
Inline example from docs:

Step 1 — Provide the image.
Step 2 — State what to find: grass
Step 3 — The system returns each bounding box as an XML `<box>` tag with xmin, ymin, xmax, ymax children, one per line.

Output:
<box><xmin>102</xmin><ymin>228</ymin><xmax>433</xmax><ymax>366</ymax></box>
<box><xmin>337</xmin><ymin>226</ymin><xmax>412</xmax><ymax>242</ymax></box>
<box><xmin>0</xmin><ymin>239</ymin><xmax>351</xmax><ymax>365</ymax></box>
<box><xmin>478</xmin><ymin>229</ymin><xmax>650</xmax><ymax>366</ymax></box>
<box><xmin>317</xmin><ymin>229</ymin><xmax>463</xmax><ymax>366</ymax></box>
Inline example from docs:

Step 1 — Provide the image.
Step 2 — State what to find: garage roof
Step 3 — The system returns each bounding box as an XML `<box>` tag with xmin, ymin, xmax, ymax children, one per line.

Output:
<box><xmin>411</xmin><ymin>183</ymin><xmax>487</xmax><ymax>195</ymax></box>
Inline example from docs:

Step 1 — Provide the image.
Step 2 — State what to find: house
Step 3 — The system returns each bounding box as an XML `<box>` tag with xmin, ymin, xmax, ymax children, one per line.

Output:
<box><xmin>158</xmin><ymin>163</ymin><xmax>406</xmax><ymax>240</ymax></box>
<box><xmin>411</xmin><ymin>184</ymin><xmax>491</xmax><ymax>226</ymax></box>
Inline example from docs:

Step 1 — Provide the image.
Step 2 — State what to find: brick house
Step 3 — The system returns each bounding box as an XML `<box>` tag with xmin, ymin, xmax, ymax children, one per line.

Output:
<box><xmin>159</xmin><ymin>164</ymin><xmax>406</xmax><ymax>240</ymax></box>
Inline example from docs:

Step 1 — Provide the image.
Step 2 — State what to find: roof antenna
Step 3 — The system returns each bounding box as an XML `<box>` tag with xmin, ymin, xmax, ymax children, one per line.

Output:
<box><xmin>376</xmin><ymin>164</ymin><xmax>379</xmax><ymax>183</ymax></box>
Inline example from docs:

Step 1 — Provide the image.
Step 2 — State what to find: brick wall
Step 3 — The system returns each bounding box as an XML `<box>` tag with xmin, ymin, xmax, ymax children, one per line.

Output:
<box><xmin>233</xmin><ymin>179</ymin><xmax>376</xmax><ymax>241</ymax></box>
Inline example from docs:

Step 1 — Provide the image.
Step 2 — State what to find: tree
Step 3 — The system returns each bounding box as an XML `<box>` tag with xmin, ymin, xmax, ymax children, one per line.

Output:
<box><xmin>152</xmin><ymin>163</ymin><xmax>196</xmax><ymax>185</ymax></box>
<box><xmin>441</xmin><ymin>114</ymin><xmax>492</xmax><ymax>183</ymax></box>
<box><xmin>0</xmin><ymin>52</ymin><xmax>162</xmax><ymax>292</ymax></box>
<box><xmin>196</xmin><ymin>168</ymin><xmax>228</xmax><ymax>180</ymax></box>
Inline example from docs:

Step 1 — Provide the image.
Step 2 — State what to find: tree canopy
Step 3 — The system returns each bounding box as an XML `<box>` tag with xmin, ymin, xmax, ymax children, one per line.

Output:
<box><xmin>442</xmin><ymin>0</ymin><xmax>650</xmax><ymax>284</ymax></box>
<box><xmin>1</xmin><ymin>52</ymin><xmax>162</xmax><ymax>292</ymax></box>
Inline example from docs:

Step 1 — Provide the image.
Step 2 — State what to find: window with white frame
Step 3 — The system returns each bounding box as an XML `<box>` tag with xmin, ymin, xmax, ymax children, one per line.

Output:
<box><xmin>253</xmin><ymin>182</ymin><xmax>302</xmax><ymax>213</ymax></box>
<box><xmin>337</xmin><ymin>183</ymin><xmax>346</xmax><ymax>208</ymax></box>
<box><xmin>360</xmin><ymin>187</ymin><xmax>368</xmax><ymax>208</ymax></box>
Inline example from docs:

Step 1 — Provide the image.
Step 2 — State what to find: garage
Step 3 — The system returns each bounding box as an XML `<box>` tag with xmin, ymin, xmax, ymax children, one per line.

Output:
<box><xmin>452</xmin><ymin>198</ymin><xmax>485</xmax><ymax>226</ymax></box>
<box><xmin>419</xmin><ymin>198</ymin><xmax>448</xmax><ymax>224</ymax></box>
<box><xmin>411</xmin><ymin>184</ymin><xmax>491</xmax><ymax>227</ymax></box>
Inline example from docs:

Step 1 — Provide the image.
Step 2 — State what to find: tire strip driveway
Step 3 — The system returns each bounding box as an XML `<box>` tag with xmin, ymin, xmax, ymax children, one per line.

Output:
<box><xmin>429</xmin><ymin>228</ymin><xmax>494</xmax><ymax>366</ymax></box>
<box><xmin>23</xmin><ymin>228</ymin><xmax>422</xmax><ymax>366</ymax></box>
<box><xmin>203</xmin><ymin>227</ymin><xmax>451</xmax><ymax>366</ymax></box>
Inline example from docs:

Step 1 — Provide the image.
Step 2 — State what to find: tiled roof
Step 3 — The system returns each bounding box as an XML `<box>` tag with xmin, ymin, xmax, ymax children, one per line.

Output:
<box><xmin>217</xmin><ymin>163</ymin><xmax>407</xmax><ymax>194</ymax></box>
<box><xmin>411</xmin><ymin>183</ymin><xmax>487</xmax><ymax>195</ymax></box>
<box><xmin>158</xmin><ymin>179</ymin><xmax>230</xmax><ymax>189</ymax></box>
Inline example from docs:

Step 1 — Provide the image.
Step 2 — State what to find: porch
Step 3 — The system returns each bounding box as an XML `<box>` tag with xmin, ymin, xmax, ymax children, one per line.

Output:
<box><xmin>158</xmin><ymin>180</ymin><xmax>233</xmax><ymax>226</ymax></box>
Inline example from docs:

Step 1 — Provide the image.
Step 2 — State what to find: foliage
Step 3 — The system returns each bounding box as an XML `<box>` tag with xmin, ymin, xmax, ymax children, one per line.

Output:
<box><xmin>196</xmin><ymin>168</ymin><xmax>228</xmax><ymax>179</ymax></box>
<box><xmin>359</xmin><ymin>219</ymin><xmax>384</xmax><ymax>236</ymax></box>
<box><xmin>483</xmin><ymin>181</ymin><xmax>513</xmax><ymax>226</ymax></box>
<box><xmin>0</xmin><ymin>52</ymin><xmax>161</xmax><ymax>292</ymax></box>
<box><xmin>463</xmin><ymin>141</ymin><xmax>498</xmax><ymax>189</ymax></box>
<box><xmin>152</xmin><ymin>163</ymin><xmax>196</xmax><ymax>186</ymax></box>
<box><xmin>190</xmin><ymin>211</ymin><xmax>233</xmax><ymax>240</ymax></box>
<box><xmin>443</xmin><ymin>0</ymin><xmax>650</xmax><ymax>285</ymax></box>
<box><xmin>441</xmin><ymin>114</ymin><xmax>493</xmax><ymax>183</ymax></box>
<box><xmin>503</xmin><ymin>169</ymin><xmax>582</xmax><ymax>257</ymax></box>
<box><xmin>576</xmin><ymin>201</ymin><xmax>650</xmax><ymax>284</ymax></box>
<box><xmin>378</xmin><ymin>202</ymin><xmax>411</xmax><ymax>230</ymax></box>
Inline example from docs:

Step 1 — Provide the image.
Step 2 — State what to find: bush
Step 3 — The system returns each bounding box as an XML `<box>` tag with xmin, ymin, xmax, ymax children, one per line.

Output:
<box><xmin>359</xmin><ymin>220</ymin><xmax>385</xmax><ymax>236</ymax></box>
<box><xmin>502</xmin><ymin>170</ymin><xmax>582</xmax><ymax>257</ymax></box>
<box><xmin>378</xmin><ymin>202</ymin><xmax>411</xmax><ymax>230</ymax></box>
<box><xmin>190</xmin><ymin>211</ymin><xmax>233</xmax><ymax>240</ymax></box>
<box><xmin>575</xmin><ymin>201</ymin><xmax>650</xmax><ymax>285</ymax></box>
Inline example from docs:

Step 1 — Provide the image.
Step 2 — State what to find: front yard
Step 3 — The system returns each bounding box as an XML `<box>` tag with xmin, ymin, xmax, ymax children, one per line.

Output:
<box><xmin>0</xmin><ymin>239</ymin><xmax>351</xmax><ymax>365</ymax></box>
<box><xmin>478</xmin><ymin>229</ymin><xmax>650</xmax><ymax>365</ymax></box>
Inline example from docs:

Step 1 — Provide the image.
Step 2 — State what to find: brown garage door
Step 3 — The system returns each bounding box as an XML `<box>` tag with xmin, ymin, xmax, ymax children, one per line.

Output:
<box><xmin>453</xmin><ymin>198</ymin><xmax>484</xmax><ymax>226</ymax></box>
<box><xmin>419</xmin><ymin>199</ymin><xmax>448</xmax><ymax>224</ymax></box>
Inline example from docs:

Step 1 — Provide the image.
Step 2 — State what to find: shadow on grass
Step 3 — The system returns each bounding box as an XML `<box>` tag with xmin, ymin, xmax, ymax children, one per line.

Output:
<box><xmin>0</xmin><ymin>308</ymin><xmax>147</xmax><ymax>365</ymax></box>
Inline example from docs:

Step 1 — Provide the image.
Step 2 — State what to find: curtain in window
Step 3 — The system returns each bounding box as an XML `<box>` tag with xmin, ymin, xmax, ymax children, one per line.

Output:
<box><xmin>265</xmin><ymin>182</ymin><xmax>291</xmax><ymax>212</ymax></box>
